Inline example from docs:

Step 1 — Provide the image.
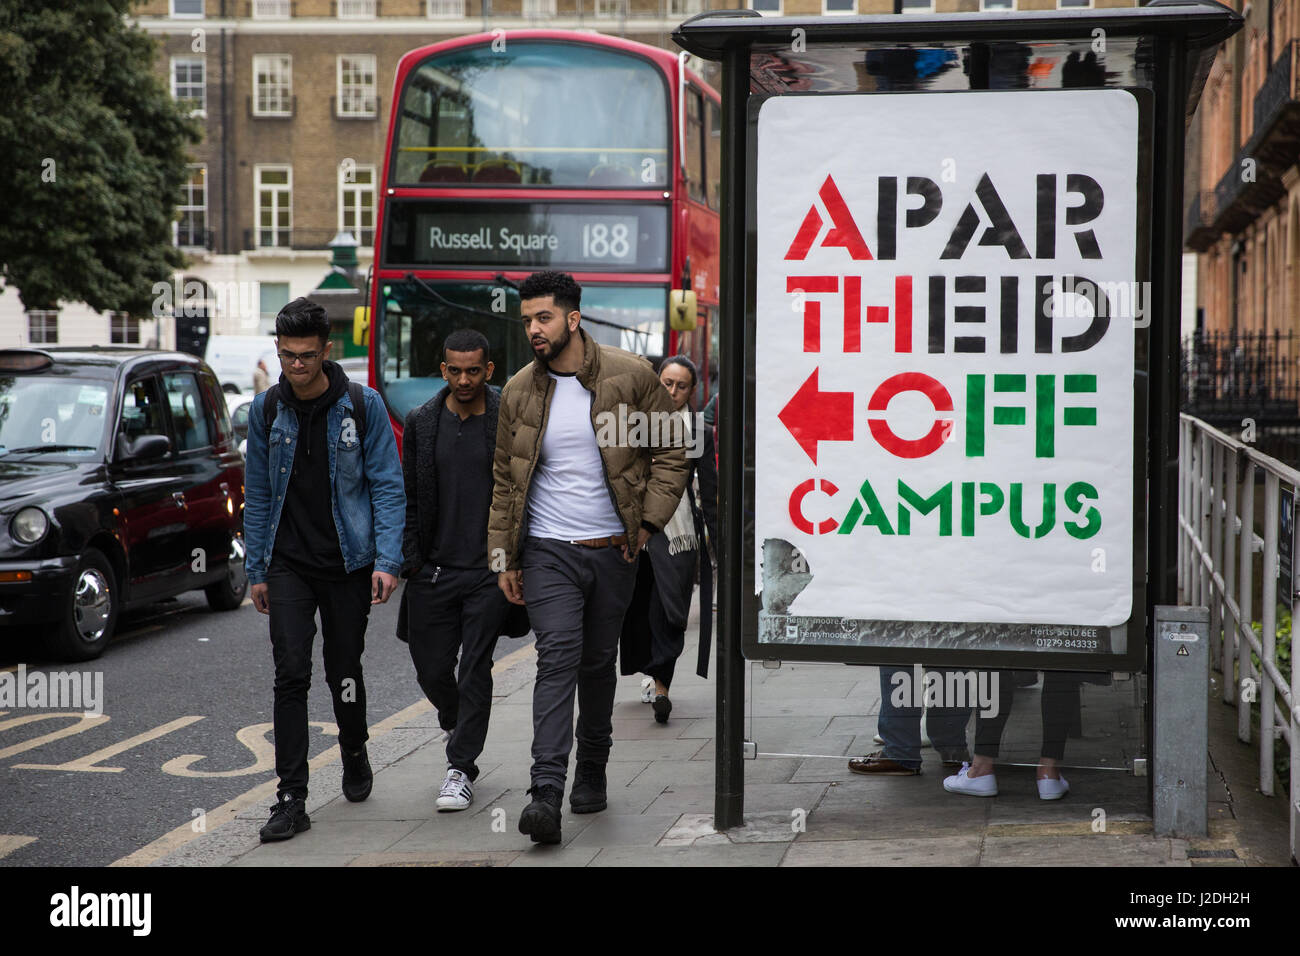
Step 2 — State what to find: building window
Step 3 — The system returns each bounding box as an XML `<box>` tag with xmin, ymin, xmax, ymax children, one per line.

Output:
<box><xmin>110</xmin><ymin>313</ymin><xmax>141</xmax><ymax>345</ymax></box>
<box><xmin>171</xmin><ymin>57</ymin><xmax>205</xmax><ymax>115</ymax></box>
<box><xmin>594</xmin><ymin>0</ymin><xmax>627</xmax><ymax>15</ymax></box>
<box><xmin>981</xmin><ymin>0</ymin><xmax>1014</xmax><ymax>8</ymax></box>
<box><xmin>339</xmin><ymin>0</ymin><xmax>376</xmax><ymax>16</ymax></box>
<box><xmin>669</xmin><ymin>0</ymin><xmax>704</xmax><ymax>14</ymax></box>
<box><xmin>1058</xmin><ymin>0</ymin><xmax>1091</xmax><ymax>6</ymax></box>
<box><xmin>259</xmin><ymin>282</ymin><xmax>291</xmax><ymax>331</ymax></box>
<box><xmin>252</xmin><ymin>0</ymin><xmax>291</xmax><ymax>17</ymax></box>
<box><xmin>253</xmin><ymin>55</ymin><xmax>292</xmax><ymax>117</ymax></box>
<box><xmin>27</xmin><ymin>311</ymin><xmax>58</xmax><ymax>345</ymax></box>
<box><xmin>339</xmin><ymin>165</ymin><xmax>376</xmax><ymax>247</ymax></box>
<box><xmin>900</xmin><ymin>0</ymin><xmax>934</xmax><ymax>11</ymax></box>
<box><xmin>824</xmin><ymin>0</ymin><xmax>854</xmax><ymax>13</ymax></box>
<box><xmin>171</xmin><ymin>0</ymin><xmax>203</xmax><ymax>16</ymax></box>
<box><xmin>256</xmin><ymin>166</ymin><xmax>292</xmax><ymax>248</ymax></box>
<box><xmin>426</xmin><ymin>0</ymin><xmax>465</xmax><ymax>15</ymax></box>
<box><xmin>177</xmin><ymin>165</ymin><xmax>207</xmax><ymax>248</ymax></box>
<box><xmin>523</xmin><ymin>0</ymin><xmax>556</xmax><ymax>16</ymax></box>
<box><xmin>750</xmin><ymin>0</ymin><xmax>781</xmax><ymax>14</ymax></box>
<box><xmin>337</xmin><ymin>55</ymin><xmax>378</xmax><ymax>118</ymax></box>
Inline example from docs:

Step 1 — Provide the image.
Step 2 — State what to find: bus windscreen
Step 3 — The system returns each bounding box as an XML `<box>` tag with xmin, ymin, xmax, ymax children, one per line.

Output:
<box><xmin>392</xmin><ymin>42</ymin><xmax>670</xmax><ymax>188</ymax></box>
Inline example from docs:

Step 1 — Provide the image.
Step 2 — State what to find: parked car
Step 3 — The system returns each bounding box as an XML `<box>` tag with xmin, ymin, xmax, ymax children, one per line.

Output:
<box><xmin>0</xmin><ymin>347</ymin><xmax>247</xmax><ymax>660</ymax></box>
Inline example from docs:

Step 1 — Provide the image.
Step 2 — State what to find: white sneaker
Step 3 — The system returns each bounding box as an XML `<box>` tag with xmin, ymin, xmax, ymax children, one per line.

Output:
<box><xmin>640</xmin><ymin>677</ymin><xmax>655</xmax><ymax>704</ymax></box>
<box><xmin>943</xmin><ymin>762</ymin><xmax>998</xmax><ymax>797</ymax></box>
<box><xmin>1037</xmin><ymin>774</ymin><xmax>1069</xmax><ymax>801</ymax></box>
<box><xmin>435</xmin><ymin>768</ymin><xmax>473</xmax><ymax>811</ymax></box>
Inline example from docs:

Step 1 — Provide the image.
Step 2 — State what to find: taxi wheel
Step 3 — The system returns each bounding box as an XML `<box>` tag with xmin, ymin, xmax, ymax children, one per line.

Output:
<box><xmin>48</xmin><ymin>548</ymin><xmax>118</xmax><ymax>662</ymax></box>
<box><xmin>205</xmin><ymin>536</ymin><xmax>248</xmax><ymax>611</ymax></box>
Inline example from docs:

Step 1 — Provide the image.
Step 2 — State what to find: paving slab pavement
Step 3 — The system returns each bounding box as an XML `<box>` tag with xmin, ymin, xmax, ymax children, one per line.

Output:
<box><xmin>136</xmin><ymin>595</ymin><xmax>1292</xmax><ymax>867</ymax></box>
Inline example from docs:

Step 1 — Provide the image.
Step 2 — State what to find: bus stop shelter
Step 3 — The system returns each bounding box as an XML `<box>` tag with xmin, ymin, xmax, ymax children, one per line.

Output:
<box><xmin>673</xmin><ymin>0</ymin><xmax>1242</xmax><ymax>829</ymax></box>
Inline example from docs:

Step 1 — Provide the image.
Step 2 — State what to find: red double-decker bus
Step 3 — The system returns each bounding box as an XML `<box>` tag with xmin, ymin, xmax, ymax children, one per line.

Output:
<box><xmin>359</xmin><ymin>30</ymin><xmax>722</xmax><ymax>442</ymax></box>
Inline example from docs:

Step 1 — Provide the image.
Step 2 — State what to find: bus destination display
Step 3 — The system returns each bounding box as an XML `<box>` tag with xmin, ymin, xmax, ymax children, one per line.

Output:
<box><xmin>385</xmin><ymin>201</ymin><xmax>668</xmax><ymax>272</ymax></box>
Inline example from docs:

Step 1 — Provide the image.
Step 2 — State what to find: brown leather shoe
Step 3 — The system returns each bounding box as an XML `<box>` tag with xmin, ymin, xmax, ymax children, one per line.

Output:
<box><xmin>847</xmin><ymin>751</ymin><xmax>921</xmax><ymax>776</ymax></box>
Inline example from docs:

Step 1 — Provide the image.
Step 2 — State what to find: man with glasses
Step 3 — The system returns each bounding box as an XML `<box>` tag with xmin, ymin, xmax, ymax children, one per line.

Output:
<box><xmin>244</xmin><ymin>297</ymin><xmax>405</xmax><ymax>843</ymax></box>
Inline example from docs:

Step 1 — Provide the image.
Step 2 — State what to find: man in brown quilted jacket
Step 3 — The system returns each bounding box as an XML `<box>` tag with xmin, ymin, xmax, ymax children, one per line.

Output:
<box><xmin>489</xmin><ymin>270</ymin><xmax>688</xmax><ymax>845</ymax></box>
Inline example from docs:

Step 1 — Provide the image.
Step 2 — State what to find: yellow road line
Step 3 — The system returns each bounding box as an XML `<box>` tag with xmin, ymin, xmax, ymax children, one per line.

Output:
<box><xmin>14</xmin><ymin>716</ymin><xmax>203</xmax><ymax>772</ymax></box>
<box><xmin>0</xmin><ymin>835</ymin><xmax>37</xmax><ymax>861</ymax></box>
<box><xmin>110</xmin><ymin>642</ymin><xmax>538</xmax><ymax>868</ymax></box>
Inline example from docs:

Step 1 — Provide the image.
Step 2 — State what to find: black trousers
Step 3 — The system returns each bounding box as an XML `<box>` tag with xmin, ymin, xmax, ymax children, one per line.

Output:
<box><xmin>973</xmin><ymin>671</ymin><xmax>1081</xmax><ymax>761</ymax></box>
<box><xmin>267</xmin><ymin>561</ymin><xmax>373</xmax><ymax>798</ymax></box>
<box><xmin>642</xmin><ymin>565</ymin><xmax>685</xmax><ymax>690</ymax></box>
<box><xmin>405</xmin><ymin>565</ymin><xmax>508</xmax><ymax>781</ymax></box>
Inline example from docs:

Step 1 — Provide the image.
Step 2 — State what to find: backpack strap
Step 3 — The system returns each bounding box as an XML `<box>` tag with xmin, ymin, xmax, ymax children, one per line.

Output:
<box><xmin>346</xmin><ymin>380</ymin><xmax>367</xmax><ymax>445</ymax></box>
<box><xmin>261</xmin><ymin>380</ymin><xmax>368</xmax><ymax>445</ymax></box>
<box><xmin>262</xmin><ymin>384</ymin><xmax>280</xmax><ymax>436</ymax></box>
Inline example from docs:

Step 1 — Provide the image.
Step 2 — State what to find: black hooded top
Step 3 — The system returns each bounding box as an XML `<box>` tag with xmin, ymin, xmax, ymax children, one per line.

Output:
<box><xmin>272</xmin><ymin>360</ymin><xmax>352</xmax><ymax>578</ymax></box>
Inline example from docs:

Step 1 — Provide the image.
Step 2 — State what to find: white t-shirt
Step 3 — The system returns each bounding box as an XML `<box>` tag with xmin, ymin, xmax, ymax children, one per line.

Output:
<box><xmin>526</xmin><ymin>371</ymin><xmax>626</xmax><ymax>540</ymax></box>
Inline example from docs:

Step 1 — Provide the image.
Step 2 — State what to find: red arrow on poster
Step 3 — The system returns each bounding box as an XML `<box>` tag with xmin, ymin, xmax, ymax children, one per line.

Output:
<box><xmin>778</xmin><ymin>368</ymin><xmax>853</xmax><ymax>465</ymax></box>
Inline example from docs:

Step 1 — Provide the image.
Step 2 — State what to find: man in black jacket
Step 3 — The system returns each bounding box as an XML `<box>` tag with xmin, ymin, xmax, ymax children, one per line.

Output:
<box><xmin>401</xmin><ymin>328</ymin><xmax>512</xmax><ymax>811</ymax></box>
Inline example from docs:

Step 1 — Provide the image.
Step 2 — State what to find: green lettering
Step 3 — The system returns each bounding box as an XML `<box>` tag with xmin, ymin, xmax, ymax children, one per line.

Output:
<box><xmin>838</xmin><ymin>479</ymin><xmax>895</xmax><ymax>535</ymax></box>
<box><xmin>1064</xmin><ymin>481</ymin><xmax>1101</xmax><ymax>538</ymax></box>
<box><xmin>1009</xmin><ymin>482</ymin><xmax>1056</xmax><ymax>538</ymax></box>
<box><xmin>898</xmin><ymin>480</ymin><xmax>952</xmax><ymax>536</ymax></box>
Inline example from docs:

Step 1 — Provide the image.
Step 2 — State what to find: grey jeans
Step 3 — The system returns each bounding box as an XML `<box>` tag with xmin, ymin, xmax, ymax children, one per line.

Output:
<box><xmin>522</xmin><ymin>536</ymin><xmax>638</xmax><ymax>790</ymax></box>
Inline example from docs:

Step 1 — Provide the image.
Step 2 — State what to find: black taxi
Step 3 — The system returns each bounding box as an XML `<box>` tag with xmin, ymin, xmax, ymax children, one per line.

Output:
<box><xmin>0</xmin><ymin>348</ymin><xmax>247</xmax><ymax>660</ymax></box>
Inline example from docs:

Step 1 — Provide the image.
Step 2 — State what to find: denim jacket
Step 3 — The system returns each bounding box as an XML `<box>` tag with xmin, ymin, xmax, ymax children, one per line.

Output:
<box><xmin>244</xmin><ymin>383</ymin><xmax>406</xmax><ymax>585</ymax></box>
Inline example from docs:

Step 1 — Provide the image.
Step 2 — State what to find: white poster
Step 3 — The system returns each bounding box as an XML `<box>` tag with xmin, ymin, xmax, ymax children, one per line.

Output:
<box><xmin>754</xmin><ymin>90</ymin><xmax>1138</xmax><ymax>634</ymax></box>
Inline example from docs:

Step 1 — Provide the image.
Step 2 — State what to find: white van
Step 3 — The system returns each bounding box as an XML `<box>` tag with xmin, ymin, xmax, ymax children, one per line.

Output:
<box><xmin>205</xmin><ymin>335</ymin><xmax>278</xmax><ymax>393</ymax></box>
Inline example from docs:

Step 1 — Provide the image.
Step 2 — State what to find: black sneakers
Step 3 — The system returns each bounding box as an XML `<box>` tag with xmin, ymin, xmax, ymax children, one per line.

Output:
<box><xmin>341</xmin><ymin>746</ymin><xmax>373</xmax><ymax>802</ymax></box>
<box><xmin>569</xmin><ymin>761</ymin><xmax>608</xmax><ymax>814</ymax></box>
<box><xmin>518</xmin><ymin>784</ymin><xmax>564</xmax><ymax>845</ymax></box>
<box><xmin>259</xmin><ymin>793</ymin><xmax>310</xmax><ymax>843</ymax></box>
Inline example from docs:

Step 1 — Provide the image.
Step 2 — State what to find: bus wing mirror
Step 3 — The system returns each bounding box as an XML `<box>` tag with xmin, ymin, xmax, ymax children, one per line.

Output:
<box><xmin>353</xmin><ymin>306</ymin><xmax>370</xmax><ymax>347</ymax></box>
<box><xmin>669</xmin><ymin>289</ymin><xmax>697</xmax><ymax>332</ymax></box>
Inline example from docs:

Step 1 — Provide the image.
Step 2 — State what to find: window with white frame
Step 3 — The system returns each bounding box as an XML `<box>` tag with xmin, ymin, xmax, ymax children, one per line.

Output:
<box><xmin>177</xmin><ymin>165</ymin><xmax>207</xmax><ymax>248</ymax></box>
<box><xmin>171</xmin><ymin>0</ymin><xmax>203</xmax><ymax>16</ymax></box>
<box><xmin>1058</xmin><ymin>0</ymin><xmax>1091</xmax><ymax>6</ymax></box>
<box><xmin>900</xmin><ymin>0</ymin><xmax>934</xmax><ymax>11</ymax></box>
<box><xmin>252</xmin><ymin>0</ymin><xmax>291</xmax><ymax>17</ymax></box>
<box><xmin>253</xmin><ymin>55</ymin><xmax>292</xmax><ymax>116</ymax></box>
<box><xmin>523</xmin><ymin>0</ymin><xmax>557</xmax><ymax>17</ymax></box>
<box><xmin>171</xmin><ymin>57</ymin><xmax>205</xmax><ymax>114</ymax></box>
<box><xmin>595</xmin><ymin>0</ymin><xmax>627</xmax><ymax>15</ymax></box>
<box><xmin>256</xmin><ymin>166</ymin><xmax>292</xmax><ymax>248</ymax></box>
<box><xmin>824</xmin><ymin>0</ymin><xmax>853</xmax><ymax>13</ymax></box>
<box><xmin>339</xmin><ymin>0</ymin><xmax>376</xmax><ymax>16</ymax></box>
<box><xmin>668</xmin><ymin>0</ymin><xmax>703</xmax><ymax>13</ymax></box>
<box><xmin>981</xmin><ymin>0</ymin><xmax>1014</xmax><ymax>8</ymax></box>
<box><xmin>426</xmin><ymin>0</ymin><xmax>465</xmax><ymax>15</ymax></box>
<box><xmin>27</xmin><ymin>311</ymin><xmax>58</xmax><ymax>345</ymax></box>
<box><xmin>337</xmin><ymin>55</ymin><xmax>377</xmax><ymax>118</ymax></box>
<box><xmin>751</xmin><ymin>0</ymin><xmax>780</xmax><ymax>15</ymax></box>
<box><xmin>339</xmin><ymin>165</ymin><xmax>376</xmax><ymax>247</ymax></box>
<box><xmin>110</xmin><ymin>313</ymin><xmax>141</xmax><ymax>345</ymax></box>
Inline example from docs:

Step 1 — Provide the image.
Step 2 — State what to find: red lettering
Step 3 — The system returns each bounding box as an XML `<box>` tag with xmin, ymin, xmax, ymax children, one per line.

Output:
<box><xmin>866</xmin><ymin>372</ymin><xmax>954</xmax><ymax>459</ymax></box>
<box><xmin>789</xmin><ymin>478</ymin><xmax>840</xmax><ymax>535</ymax></box>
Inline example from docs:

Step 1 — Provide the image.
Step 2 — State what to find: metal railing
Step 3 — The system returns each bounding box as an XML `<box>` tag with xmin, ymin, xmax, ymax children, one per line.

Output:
<box><xmin>1181</xmin><ymin>329</ymin><xmax>1300</xmax><ymax>426</ymax></box>
<box><xmin>1179</xmin><ymin>413</ymin><xmax>1299</xmax><ymax>860</ymax></box>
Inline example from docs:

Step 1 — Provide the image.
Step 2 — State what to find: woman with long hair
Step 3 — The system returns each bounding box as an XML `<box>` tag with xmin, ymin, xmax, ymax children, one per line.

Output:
<box><xmin>620</xmin><ymin>355</ymin><xmax>717</xmax><ymax>723</ymax></box>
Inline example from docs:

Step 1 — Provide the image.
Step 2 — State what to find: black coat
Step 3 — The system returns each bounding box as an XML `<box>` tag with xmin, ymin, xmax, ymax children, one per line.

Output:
<box><xmin>619</xmin><ymin>419</ymin><xmax>717</xmax><ymax>679</ymax></box>
<box><xmin>395</xmin><ymin>384</ymin><xmax>529</xmax><ymax>641</ymax></box>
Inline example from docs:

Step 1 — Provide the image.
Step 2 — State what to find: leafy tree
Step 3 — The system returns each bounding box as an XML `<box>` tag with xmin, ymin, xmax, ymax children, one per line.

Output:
<box><xmin>0</xmin><ymin>0</ymin><xmax>200</xmax><ymax>315</ymax></box>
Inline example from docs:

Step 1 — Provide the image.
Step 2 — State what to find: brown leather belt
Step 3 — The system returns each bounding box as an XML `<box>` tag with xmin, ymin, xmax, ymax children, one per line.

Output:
<box><xmin>568</xmin><ymin>534</ymin><xmax>628</xmax><ymax>548</ymax></box>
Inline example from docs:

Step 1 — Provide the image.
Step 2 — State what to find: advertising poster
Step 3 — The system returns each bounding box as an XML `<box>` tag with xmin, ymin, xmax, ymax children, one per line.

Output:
<box><xmin>751</xmin><ymin>89</ymin><xmax>1144</xmax><ymax>660</ymax></box>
